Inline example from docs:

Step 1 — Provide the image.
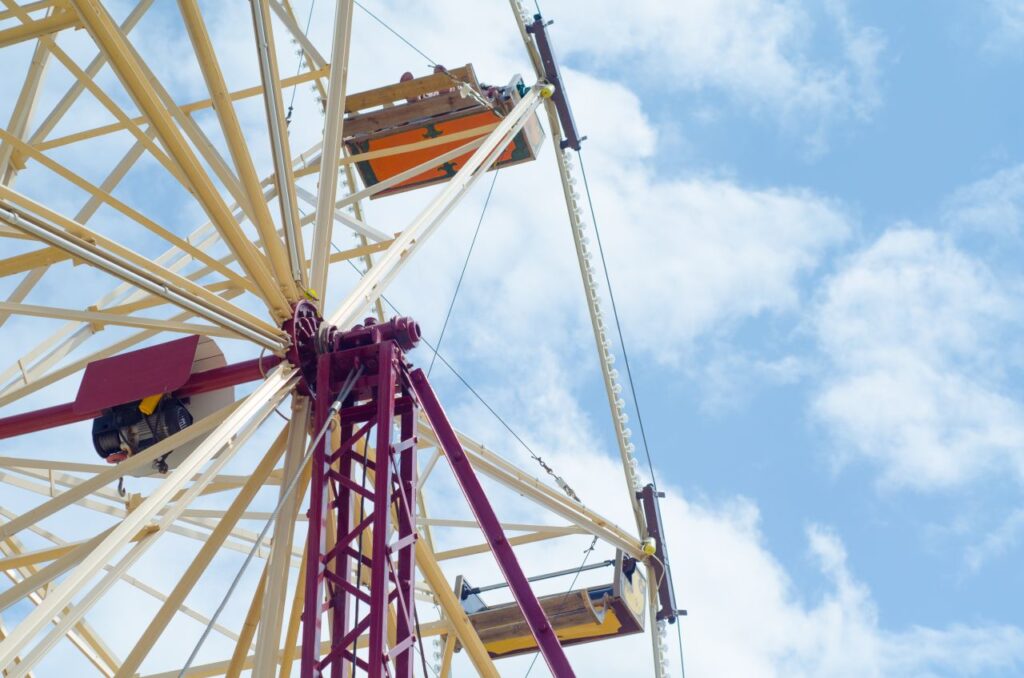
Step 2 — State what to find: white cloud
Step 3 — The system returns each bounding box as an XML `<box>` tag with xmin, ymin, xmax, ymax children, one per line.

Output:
<box><xmin>986</xmin><ymin>0</ymin><xmax>1024</xmax><ymax>51</ymax></box>
<box><xmin>965</xmin><ymin>507</ymin><xmax>1024</xmax><ymax>573</ymax></box>
<box><xmin>559</xmin><ymin>0</ymin><xmax>885</xmax><ymax>139</ymax></box>
<box><xmin>943</xmin><ymin>163</ymin><xmax>1024</xmax><ymax>236</ymax></box>
<box><xmin>379</xmin><ymin>69</ymin><xmax>852</xmax><ymax>374</ymax></box>
<box><xmin>813</xmin><ymin>227</ymin><xmax>1024</xmax><ymax>489</ymax></box>
<box><xmin>441</xmin><ymin>432</ymin><xmax>1024</xmax><ymax>676</ymax></box>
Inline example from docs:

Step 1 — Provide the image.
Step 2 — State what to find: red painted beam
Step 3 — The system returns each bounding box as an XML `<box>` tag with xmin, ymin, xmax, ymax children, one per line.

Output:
<box><xmin>0</xmin><ymin>355</ymin><xmax>282</xmax><ymax>440</ymax></box>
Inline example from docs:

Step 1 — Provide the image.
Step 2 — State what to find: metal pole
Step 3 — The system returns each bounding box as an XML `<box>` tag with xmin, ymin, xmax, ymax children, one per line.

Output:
<box><xmin>411</xmin><ymin>368</ymin><xmax>576</xmax><ymax>678</ymax></box>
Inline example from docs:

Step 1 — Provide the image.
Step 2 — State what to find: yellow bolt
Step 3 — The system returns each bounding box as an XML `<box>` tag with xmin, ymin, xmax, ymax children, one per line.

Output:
<box><xmin>539</xmin><ymin>83</ymin><xmax>556</xmax><ymax>99</ymax></box>
<box><xmin>642</xmin><ymin>538</ymin><xmax>658</xmax><ymax>556</ymax></box>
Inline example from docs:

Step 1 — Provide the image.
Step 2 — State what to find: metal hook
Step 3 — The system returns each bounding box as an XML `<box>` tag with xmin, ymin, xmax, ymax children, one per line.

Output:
<box><xmin>117</xmin><ymin>477</ymin><xmax>126</xmax><ymax>498</ymax></box>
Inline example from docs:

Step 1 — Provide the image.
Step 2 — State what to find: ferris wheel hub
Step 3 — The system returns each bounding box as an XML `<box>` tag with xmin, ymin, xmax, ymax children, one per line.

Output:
<box><xmin>282</xmin><ymin>300</ymin><xmax>421</xmax><ymax>398</ymax></box>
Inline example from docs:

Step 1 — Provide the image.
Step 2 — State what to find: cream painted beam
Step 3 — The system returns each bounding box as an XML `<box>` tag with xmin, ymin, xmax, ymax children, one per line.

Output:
<box><xmin>0</xmin><ymin>195</ymin><xmax>285</xmax><ymax>351</ymax></box>
<box><xmin>139</xmin><ymin>620</ymin><xmax>450</xmax><ymax>678</ymax></box>
<box><xmin>249</xmin><ymin>0</ymin><xmax>306</xmax><ymax>289</ymax></box>
<box><xmin>308</xmin><ymin>0</ymin><xmax>354</xmax><ymax>300</ymax></box>
<box><xmin>27</xmin><ymin>0</ymin><xmax>153</xmax><ymax>148</ymax></box>
<box><xmin>0</xmin><ymin>3</ymin><xmax>190</xmax><ymax>189</ymax></box>
<box><xmin>419</xmin><ymin>517</ymin><xmax>582</xmax><ymax>533</ymax></box>
<box><xmin>114</xmin><ymin>427</ymin><xmax>289</xmax><ymax>677</ymax></box>
<box><xmin>0</xmin><ymin>456</ymin><xmax>110</xmax><ymax>474</ymax></box>
<box><xmin>0</xmin><ymin>534</ymin><xmax>117</xmax><ymax>676</ymax></box>
<box><xmin>418</xmin><ymin>423</ymin><xmax>643</xmax><ymax>559</ymax></box>
<box><xmin>0</xmin><ymin>469</ymin><xmax>296</xmax><ymax>564</ymax></box>
<box><xmin>293</xmin><ymin>125</ymin><xmax>494</xmax><ymax>182</ymax></box>
<box><xmin>1</xmin><ymin>464</ymin><xmax>304</xmax><ymax>564</ymax></box>
<box><xmin>0</xmin><ymin>399</ymin><xmax>239</xmax><ymax>542</ymax></box>
<box><xmin>434</xmin><ymin>527</ymin><xmax>582</xmax><ymax>561</ymax></box>
<box><xmin>0</xmin><ymin>247</ymin><xmax>69</xmax><ymax>279</ymax></box>
<box><xmin>0</xmin><ymin>128</ymin><xmax>257</xmax><ymax>294</ymax></box>
<box><xmin>177</xmin><ymin>0</ymin><xmax>299</xmax><ymax>301</ymax></box>
<box><xmin>0</xmin><ymin>366</ymin><xmax>296</xmax><ymax>670</ymax></box>
<box><xmin>69</xmin><ymin>0</ymin><xmax>291</xmax><ymax>320</ymax></box>
<box><xmin>328</xmin><ymin>87</ymin><xmax>546</xmax><ymax>329</ymax></box>
<box><xmin>0</xmin><ymin>301</ymin><xmax>245</xmax><ymax>338</ymax></box>
<box><xmin>294</xmin><ymin>185</ymin><xmax>389</xmax><ymax>243</ymax></box>
<box><xmin>35</xmin><ymin>67</ymin><xmax>327</xmax><ymax>152</ymax></box>
<box><xmin>0</xmin><ymin>0</ymin><xmax>57</xmax><ymax>21</ymax></box>
<box><xmin>0</xmin><ymin>36</ymin><xmax>49</xmax><ymax>182</ymax></box>
<box><xmin>251</xmin><ymin>397</ymin><xmax>309</xmax><ymax>675</ymax></box>
<box><xmin>439</xmin><ymin>627</ymin><xmax>457</xmax><ymax>678</ymax></box>
<box><xmin>0</xmin><ymin>132</ymin><xmax>150</xmax><ymax>354</ymax></box>
<box><xmin>0</xmin><ymin>288</ymin><xmax>244</xmax><ymax>408</ymax></box>
<box><xmin>0</xmin><ymin>507</ymin><xmax>242</xmax><ymax>646</ymax></box>
<box><xmin>416</xmin><ymin>541</ymin><xmax>499</xmax><ymax>678</ymax></box>
<box><xmin>0</xmin><ymin>7</ymin><xmax>79</xmax><ymax>49</ymax></box>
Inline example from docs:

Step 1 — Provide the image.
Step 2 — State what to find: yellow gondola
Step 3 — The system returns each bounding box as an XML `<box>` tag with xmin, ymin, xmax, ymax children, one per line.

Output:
<box><xmin>455</xmin><ymin>550</ymin><xmax>647</xmax><ymax>660</ymax></box>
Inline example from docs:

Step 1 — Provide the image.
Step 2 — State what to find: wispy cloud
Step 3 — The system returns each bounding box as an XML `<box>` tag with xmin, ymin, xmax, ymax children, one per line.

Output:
<box><xmin>813</xmin><ymin>227</ymin><xmax>1024</xmax><ymax>489</ymax></box>
<box><xmin>985</xmin><ymin>0</ymin><xmax>1024</xmax><ymax>52</ymax></box>
<box><xmin>943</xmin><ymin>163</ymin><xmax>1024</xmax><ymax>237</ymax></box>
<box><xmin>965</xmin><ymin>507</ymin><xmax>1024</xmax><ymax>573</ymax></box>
<box><xmin>558</xmin><ymin>0</ymin><xmax>885</xmax><ymax>149</ymax></box>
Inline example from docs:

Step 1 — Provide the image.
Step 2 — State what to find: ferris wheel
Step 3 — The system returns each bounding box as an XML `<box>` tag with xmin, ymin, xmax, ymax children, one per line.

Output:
<box><xmin>0</xmin><ymin>1</ymin><xmax>682</xmax><ymax>676</ymax></box>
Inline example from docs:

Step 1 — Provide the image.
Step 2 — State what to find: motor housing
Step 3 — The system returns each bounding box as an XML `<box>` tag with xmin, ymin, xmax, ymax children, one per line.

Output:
<box><xmin>91</xmin><ymin>398</ymin><xmax>193</xmax><ymax>468</ymax></box>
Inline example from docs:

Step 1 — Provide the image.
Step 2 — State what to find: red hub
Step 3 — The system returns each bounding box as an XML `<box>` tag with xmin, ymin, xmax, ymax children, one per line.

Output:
<box><xmin>282</xmin><ymin>300</ymin><xmax>422</xmax><ymax>398</ymax></box>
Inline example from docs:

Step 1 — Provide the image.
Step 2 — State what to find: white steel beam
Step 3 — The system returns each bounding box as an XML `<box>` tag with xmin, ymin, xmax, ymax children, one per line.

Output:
<box><xmin>0</xmin><ymin>365</ymin><xmax>297</xmax><ymax>670</ymax></box>
<box><xmin>249</xmin><ymin>0</ymin><xmax>307</xmax><ymax>289</ymax></box>
<box><xmin>308</xmin><ymin>0</ymin><xmax>354</xmax><ymax>301</ymax></box>
<box><xmin>69</xmin><ymin>0</ymin><xmax>292</xmax><ymax>320</ymax></box>
<box><xmin>0</xmin><ymin>37</ymin><xmax>49</xmax><ymax>183</ymax></box>
<box><xmin>0</xmin><ymin>196</ymin><xmax>285</xmax><ymax>351</ymax></box>
<box><xmin>177</xmin><ymin>0</ymin><xmax>299</xmax><ymax>301</ymax></box>
<box><xmin>251</xmin><ymin>397</ymin><xmax>309</xmax><ymax>675</ymax></box>
<box><xmin>294</xmin><ymin>185</ymin><xmax>390</xmax><ymax>243</ymax></box>
<box><xmin>0</xmin><ymin>301</ymin><xmax>244</xmax><ymax>338</ymax></box>
<box><xmin>328</xmin><ymin>85</ymin><xmax>547</xmax><ymax>328</ymax></box>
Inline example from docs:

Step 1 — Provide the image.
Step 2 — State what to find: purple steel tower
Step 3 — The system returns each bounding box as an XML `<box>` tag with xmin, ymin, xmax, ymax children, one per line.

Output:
<box><xmin>291</xmin><ymin>304</ymin><xmax>575</xmax><ymax>677</ymax></box>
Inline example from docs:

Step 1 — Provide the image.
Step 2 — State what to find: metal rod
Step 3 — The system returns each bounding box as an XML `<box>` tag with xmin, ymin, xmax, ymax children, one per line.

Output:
<box><xmin>412</xmin><ymin>367</ymin><xmax>575</xmax><ymax>677</ymax></box>
<box><xmin>0</xmin><ymin>354</ymin><xmax>281</xmax><ymax>440</ymax></box>
<box><xmin>468</xmin><ymin>559</ymin><xmax>615</xmax><ymax>595</ymax></box>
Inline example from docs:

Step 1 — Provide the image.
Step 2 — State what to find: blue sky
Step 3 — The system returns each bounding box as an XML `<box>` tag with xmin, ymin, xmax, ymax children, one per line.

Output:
<box><xmin>3</xmin><ymin>0</ymin><xmax>1024</xmax><ymax>675</ymax></box>
<box><xmin>544</xmin><ymin>0</ymin><xmax>1024</xmax><ymax>671</ymax></box>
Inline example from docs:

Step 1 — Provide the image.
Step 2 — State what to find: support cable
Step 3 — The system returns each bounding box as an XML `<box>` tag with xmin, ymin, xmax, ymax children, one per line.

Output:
<box><xmin>427</xmin><ymin>169</ymin><xmax>498</xmax><ymax>377</ymax></box>
<box><xmin>335</xmin><ymin>249</ymin><xmax>585</xmax><ymax>504</ymax></box>
<box><xmin>577</xmin><ymin>149</ymin><xmax>685</xmax><ymax>675</ymax></box>
<box><xmin>178</xmin><ymin>366</ymin><xmax>364</xmax><ymax>677</ymax></box>
<box><xmin>576</xmin><ymin>149</ymin><xmax>657</xmax><ymax>491</ymax></box>
<box><xmin>285</xmin><ymin>0</ymin><xmax>317</xmax><ymax>123</ymax></box>
<box><xmin>351</xmin><ymin>1</ymin><xmax>495</xmax><ymax>108</ymax></box>
<box><xmin>353</xmin><ymin>0</ymin><xmax>437</xmax><ymax>67</ymax></box>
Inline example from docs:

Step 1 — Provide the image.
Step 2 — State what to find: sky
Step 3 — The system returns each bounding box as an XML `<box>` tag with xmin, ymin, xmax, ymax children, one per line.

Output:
<box><xmin>2</xmin><ymin>0</ymin><xmax>1024</xmax><ymax>676</ymax></box>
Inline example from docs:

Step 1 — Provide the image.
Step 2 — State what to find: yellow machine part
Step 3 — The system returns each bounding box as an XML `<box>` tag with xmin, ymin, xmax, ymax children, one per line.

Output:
<box><xmin>484</xmin><ymin>603</ymin><xmax>628</xmax><ymax>657</ymax></box>
<box><xmin>138</xmin><ymin>393</ymin><xmax>163</xmax><ymax>415</ymax></box>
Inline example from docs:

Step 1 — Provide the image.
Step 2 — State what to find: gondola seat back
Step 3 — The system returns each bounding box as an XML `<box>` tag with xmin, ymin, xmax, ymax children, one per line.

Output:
<box><xmin>342</xmin><ymin>65</ymin><xmax>545</xmax><ymax>198</ymax></box>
